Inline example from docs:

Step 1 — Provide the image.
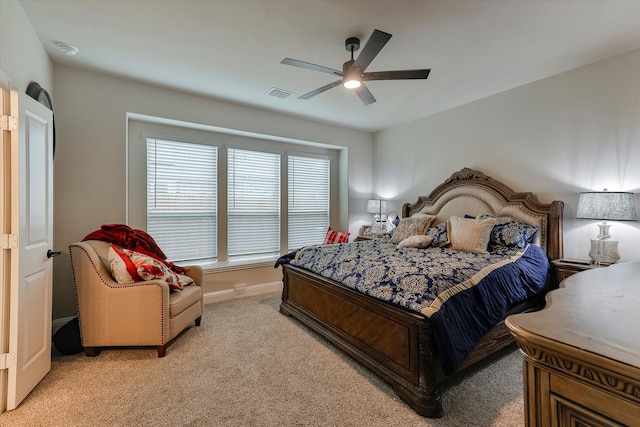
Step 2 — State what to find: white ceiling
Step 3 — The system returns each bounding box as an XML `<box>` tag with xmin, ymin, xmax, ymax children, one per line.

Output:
<box><xmin>18</xmin><ymin>0</ymin><xmax>640</xmax><ymax>132</ymax></box>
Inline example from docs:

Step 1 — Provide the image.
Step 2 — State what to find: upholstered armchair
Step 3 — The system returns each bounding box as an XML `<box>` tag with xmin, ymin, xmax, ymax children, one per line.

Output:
<box><xmin>69</xmin><ymin>240</ymin><xmax>203</xmax><ymax>357</ymax></box>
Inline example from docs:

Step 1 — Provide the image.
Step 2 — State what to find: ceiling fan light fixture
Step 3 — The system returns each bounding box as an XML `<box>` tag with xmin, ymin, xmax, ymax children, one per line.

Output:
<box><xmin>343</xmin><ymin>78</ymin><xmax>361</xmax><ymax>89</ymax></box>
<box><xmin>343</xmin><ymin>61</ymin><xmax>362</xmax><ymax>89</ymax></box>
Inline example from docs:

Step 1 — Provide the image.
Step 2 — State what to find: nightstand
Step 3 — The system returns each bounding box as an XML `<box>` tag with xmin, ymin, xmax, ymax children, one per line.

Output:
<box><xmin>551</xmin><ymin>259</ymin><xmax>607</xmax><ymax>287</ymax></box>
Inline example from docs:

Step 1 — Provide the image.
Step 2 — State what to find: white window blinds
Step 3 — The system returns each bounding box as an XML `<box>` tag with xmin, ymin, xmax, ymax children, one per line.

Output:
<box><xmin>146</xmin><ymin>138</ymin><xmax>218</xmax><ymax>262</ymax></box>
<box><xmin>288</xmin><ymin>155</ymin><xmax>330</xmax><ymax>250</ymax></box>
<box><xmin>227</xmin><ymin>148</ymin><xmax>281</xmax><ymax>259</ymax></box>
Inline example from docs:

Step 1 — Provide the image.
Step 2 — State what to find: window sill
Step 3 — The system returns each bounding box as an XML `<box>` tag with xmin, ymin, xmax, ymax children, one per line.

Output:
<box><xmin>194</xmin><ymin>255</ymin><xmax>279</xmax><ymax>274</ymax></box>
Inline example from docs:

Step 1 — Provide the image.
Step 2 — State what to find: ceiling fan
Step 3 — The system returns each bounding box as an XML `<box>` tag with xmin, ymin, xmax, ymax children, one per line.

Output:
<box><xmin>281</xmin><ymin>29</ymin><xmax>430</xmax><ymax>105</ymax></box>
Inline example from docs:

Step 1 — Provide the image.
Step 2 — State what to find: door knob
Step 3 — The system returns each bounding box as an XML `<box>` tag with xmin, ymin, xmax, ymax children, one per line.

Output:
<box><xmin>47</xmin><ymin>249</ymin><xmax>61</xmax><ymax>258</ymax></box>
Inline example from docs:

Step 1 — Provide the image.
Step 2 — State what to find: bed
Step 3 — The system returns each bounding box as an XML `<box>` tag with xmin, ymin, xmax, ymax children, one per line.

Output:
<box><xmin>277</xmin><ymin>167</ymin><xmax>564</xmax><ymax>418</ymax></box>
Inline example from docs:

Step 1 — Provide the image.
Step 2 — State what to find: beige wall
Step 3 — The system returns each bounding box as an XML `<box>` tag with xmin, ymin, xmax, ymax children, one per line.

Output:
<box><xmin>6</xmin><ymin>0</ymin><xmax>640</xmax><ymax>320</ymax></box>
<box><xmin>1</xmin><ymin>0</ymin><xmax>373</xmax><ymax>320</ymax></box>
<box><xmin>0</xmin><ymin>0</ymin><xmax>53</xmax><ymax>101</ymax></box>
<box><xmin>374</xmin><ymin>48</ymin><xmax>640</xmax><ymax>262</ymax></box>
<box><xmin>51</xmin><ymin>66</ymin><xmax>373</xmax><ymax>318</ymax></box>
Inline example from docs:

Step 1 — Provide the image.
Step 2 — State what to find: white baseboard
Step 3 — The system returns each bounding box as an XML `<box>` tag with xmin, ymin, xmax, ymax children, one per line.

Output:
<box><xmin>203</xmin><ymin>281</ymin><xmax>283</xmax><ymax>305</ymax></box>
<box><xmin>52</xmin><ymin>282</ymin><xmax>283</xmax><ymax>333</ymax></box>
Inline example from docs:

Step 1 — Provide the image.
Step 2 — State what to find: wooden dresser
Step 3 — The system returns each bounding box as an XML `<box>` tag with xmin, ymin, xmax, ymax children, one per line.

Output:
<box><xmin>506</xmin><ymin>262</ymin><xmax>640</xmax><ymax>427</ymax></box>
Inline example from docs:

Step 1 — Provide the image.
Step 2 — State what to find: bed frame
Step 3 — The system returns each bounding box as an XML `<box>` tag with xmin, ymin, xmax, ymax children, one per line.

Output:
<box><xmin>279</xmin><ymin>167</ymin><xmax>564</xmax><ymax>417</ymax></box>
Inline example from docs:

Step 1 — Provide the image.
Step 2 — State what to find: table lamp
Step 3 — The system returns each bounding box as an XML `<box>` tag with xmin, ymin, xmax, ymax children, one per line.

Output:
<box><xmin>576</xmin><ymin>190</ymin><xmax>637</xmax><ymax>264</ymax></box>
<box><xmin>367</xmin><ymin>199</ymin><xmax>388</xmax><ymax>235</ymax></box>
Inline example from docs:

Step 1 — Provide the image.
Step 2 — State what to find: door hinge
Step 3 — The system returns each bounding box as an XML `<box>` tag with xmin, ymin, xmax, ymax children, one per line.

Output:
<box><xmin>0</xmin><ymin>353</ymin><xmax>16</xmax><ymax>370</ymax></box>
<box><xmin>0</xmin><ymin>114</ymin><xmax>18</xmax><ymax>132</ymax></box>
<box><xmin>0</xmin><ymin>234</ymin><xmax>18</xmax><ymax>249</ymax></box>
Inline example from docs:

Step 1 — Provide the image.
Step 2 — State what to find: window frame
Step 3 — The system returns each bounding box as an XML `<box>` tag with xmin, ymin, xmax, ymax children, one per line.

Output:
<box><xmin>127</xmin><ymin>118</ymin><xmax>340</xmax><ymax>269</ymax></box>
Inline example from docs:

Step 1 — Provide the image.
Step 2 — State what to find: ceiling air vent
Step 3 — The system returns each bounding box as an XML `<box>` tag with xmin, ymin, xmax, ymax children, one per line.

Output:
<box><xmin>267</xmin><ymin>87</ymin><xmax>293</xmax><ymax>99</ymax></box>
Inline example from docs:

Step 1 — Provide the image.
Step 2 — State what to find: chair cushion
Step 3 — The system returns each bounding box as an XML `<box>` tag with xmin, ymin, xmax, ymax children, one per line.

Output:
<box><xmin>169</xmin><ymin>285</ymin><xmax>202</xmax><ymax>319</ymax></box>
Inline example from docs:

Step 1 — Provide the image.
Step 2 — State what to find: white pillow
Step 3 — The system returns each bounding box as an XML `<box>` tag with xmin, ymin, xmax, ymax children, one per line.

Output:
<box><xmin>390</xmin><ymin>215</ymin><xmax>436</xmax><ymax>244</ymax></box>
<box><xmin>397</xmin><ymin>235</ymin><xmax>434</xmax><ymax>248</ymax></box>
<box><xmin>447</xmin><ymin>216</ymin><xmax>497</xmax><ymax>254</ymax></box>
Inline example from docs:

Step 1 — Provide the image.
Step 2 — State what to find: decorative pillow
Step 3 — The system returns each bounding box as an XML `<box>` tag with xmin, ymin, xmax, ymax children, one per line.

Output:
<box><xmin>390</xmin><ymin>215</ymin><xmax>436</xmax><ymax>244</ymax></box>
<box><xmin>477</xmin><ymin>214</ymin><xmax>538</xmax><ymax>249</ymax></box>
<box><xmin>447</xmin><ymin>216</ymin><xmax>497</xmax><ymax>254</ymax></box>
<box><xmin>491</xmin><ymin>221</ymin><xmax>538</xmax><ymax>249</ymax></box>
<box><xmin>425</xmin><ymin>221</ymin><xmax>449</xmax><ymax>247</ymax></box>
<box><xmin>108</xmin><ymin>245</ymin><xmax>184</xmax><ymax>291</ymax></box>
<box><xmin>177</xmin><ymin>273</ymin><xmax>194</xmax><ymax>287</ymax></box>
<box><xmin>397</xmin><ymin>234</ymin><xmax>434</xmax><ymax>249</ymax></box>
<box><xmin>323</xmin><ymin>226</ymin><xmax>350</xmax><ymax>244</ymax></box>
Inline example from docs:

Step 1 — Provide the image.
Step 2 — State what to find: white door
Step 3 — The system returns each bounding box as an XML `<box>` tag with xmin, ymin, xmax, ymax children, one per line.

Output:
<box><xmin>0</xmin><ymin>77</ymin><xmax>54</xmax><ymax>411</ymax></box>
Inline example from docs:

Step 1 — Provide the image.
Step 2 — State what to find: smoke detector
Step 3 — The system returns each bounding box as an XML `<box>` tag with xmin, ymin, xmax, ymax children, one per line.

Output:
<box><xmin>54</xmin><ymin>41</ymin><xmax>79</xmax><ymax>56</ymax></box>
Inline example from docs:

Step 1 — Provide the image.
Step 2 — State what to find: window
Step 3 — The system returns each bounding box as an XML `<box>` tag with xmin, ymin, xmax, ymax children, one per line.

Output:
<box><xmin>137</xmin><ymin>121</ymin><xmax>339</xmax><ymax>266</ymax></box>
<box><xmin>288</xmin><ymin>155</ymin><xmax>330</xmax><ymax>250</ymax></box>
<box><xmin>227</xmin><ymin>148</ymin><xmax>281</xmax><ymax>259</ymax></box>
<box><xmin>146</xmin><ymin>139</ymin><xmax>217</xmax><ymax>262</ymax></box>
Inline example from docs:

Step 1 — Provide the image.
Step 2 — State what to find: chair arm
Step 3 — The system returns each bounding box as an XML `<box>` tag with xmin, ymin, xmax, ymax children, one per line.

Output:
<box><xmin>182</xmin><ymin>265</ymin><xmax>203</xmax><ymax>287</ymax></box>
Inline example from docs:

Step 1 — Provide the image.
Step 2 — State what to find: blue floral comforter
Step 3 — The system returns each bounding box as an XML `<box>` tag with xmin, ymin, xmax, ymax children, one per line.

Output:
<box><xmin>282</xmin><ymin>238</ymin><xmax>549</xmax><ymax>375</ymax></box>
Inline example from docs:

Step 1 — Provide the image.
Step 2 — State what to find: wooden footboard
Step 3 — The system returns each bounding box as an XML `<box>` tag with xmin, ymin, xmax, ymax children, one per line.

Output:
<box><xmin>280</xmin><ymin>264</ymin><xmax>546</xmax><ymax>417</ymax></box>
<box><xmin>280</xmin><ymin>264</ymin><xmax>444</xmax><ymax>417</ymax></box>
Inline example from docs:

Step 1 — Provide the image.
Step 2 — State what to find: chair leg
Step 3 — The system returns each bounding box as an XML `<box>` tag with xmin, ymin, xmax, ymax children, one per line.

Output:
<box><xmin>157</xmin><ymin>344</ymin><xmax>167</xmax><ymax>357</ymax></box>
<box><xmin>84</xmin><ymin>347</ymin><xmax>101</xmax><ymax>357</ymax></box>
<box><xmin>195</xmin><ymin>316</ymin><xmax>202</xmax><ymax>326</ymax></box>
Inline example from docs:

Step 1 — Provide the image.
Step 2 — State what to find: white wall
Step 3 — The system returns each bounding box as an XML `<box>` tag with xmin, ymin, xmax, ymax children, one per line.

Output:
<box><xmin>7</xmin><ymin>0</ymin><xmax>639</xmax><ymax>319</ymax></box>
<box><xmin>374</xmin><ymin>48</ymin><xmax>640</xmax><ymax>263</ymax></box>
<box><xmin>52</xmin><ymin>65</ymin><xmax>373</xmax><ymax>318</ymax></box>
<box><xmin>0</xmin><ymin>0</ymin><xmax>53</xmax><ymax>98</ymax></box>
<box><xmin>1</xmin><ymin>0</ymin><xmax>373</xmax><ymax>319</ymax></box>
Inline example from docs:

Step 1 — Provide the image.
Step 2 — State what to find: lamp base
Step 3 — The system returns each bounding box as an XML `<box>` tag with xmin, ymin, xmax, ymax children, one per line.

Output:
<box><xmin>372</xmin><ymin>221</ymin><xmax>387</xmax><ymax>236</ymax></box>
<box><xmin>588</xmin><ymin>239</ymin><xmax>620</xmax><ymax>265</ymax></box>
<box><xmin>596</xmin><ymin>221</ymin><xmax>611</xmax><ymax>240</ymax></box>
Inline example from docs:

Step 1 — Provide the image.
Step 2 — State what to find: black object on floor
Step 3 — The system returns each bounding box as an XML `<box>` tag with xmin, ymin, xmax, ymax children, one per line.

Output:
<box><xmin>53</xmin><ymin>317</ymin><xmax>83</xmax><ymax>355</ymax></box>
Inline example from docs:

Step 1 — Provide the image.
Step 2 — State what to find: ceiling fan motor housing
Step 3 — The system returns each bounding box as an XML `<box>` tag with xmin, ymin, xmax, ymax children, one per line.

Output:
<box><xmin>345</xmin><ymin>37</ymin><xmax>360</xmax><ymax>53</ymax></box>
<box><xmin>343</xmin><ymin>59</ymin><xmax>358</xmax><ymax>74</ymax></box>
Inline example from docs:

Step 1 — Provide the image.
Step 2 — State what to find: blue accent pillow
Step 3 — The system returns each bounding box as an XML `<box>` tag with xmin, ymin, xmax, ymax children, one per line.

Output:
<box><xmin>491</xmin><ymin>221</ymin><xmax>538</xmax><ymax>248</ymax></box>
<box><xmin>425</xmin><ymin>221</ymin><xmax>449</xmax><ymax>246</ymax></box>
<box><xmin>477</xmin><ymin>214</ymin><xmax>538</xmax><ymax>249</ymax></box>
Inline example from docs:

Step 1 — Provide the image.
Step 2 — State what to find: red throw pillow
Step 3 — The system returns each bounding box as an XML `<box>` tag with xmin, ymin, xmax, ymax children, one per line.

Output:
<box><xmin>108</xmin><ymin>245</ymin><xmax>185</xmax><ymax>291</ymax></box>
<box><xmin>323</xmin><ymin>226</ymin><xmax>350</xmax><ymax>244</ymax></box>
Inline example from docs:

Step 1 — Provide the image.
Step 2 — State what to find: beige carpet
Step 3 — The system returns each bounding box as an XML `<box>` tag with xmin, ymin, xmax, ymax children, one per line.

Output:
<box><xmin>0</xmin><ymin>293</ymin><xmax>524</xmax><ymax>426</ymax></box>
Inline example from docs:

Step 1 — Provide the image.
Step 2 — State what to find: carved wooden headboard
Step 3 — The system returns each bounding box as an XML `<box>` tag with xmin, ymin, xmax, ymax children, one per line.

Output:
<box><xmin>402</xmin><ymin>168</ymin><xmax>564</xmax><ymax>260</ymax></box>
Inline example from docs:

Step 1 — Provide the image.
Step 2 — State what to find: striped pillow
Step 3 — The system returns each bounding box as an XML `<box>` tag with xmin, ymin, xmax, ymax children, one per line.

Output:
<box><xmin>323</xmin><ymin>226</ymin><xmax>350</xmax><ymax>244</ymax></box>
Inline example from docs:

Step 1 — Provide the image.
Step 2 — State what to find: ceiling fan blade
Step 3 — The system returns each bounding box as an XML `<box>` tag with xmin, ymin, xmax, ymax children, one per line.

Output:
<box><xmin>352</xmin><ymin>29</ymin><xmax>392</xmax><ymax>72</ymax></box>
<box><xmin>363</xmin><ymin>69</ymin><xmax>431</xmax><ymax>81</ymax></box>
<box><xmin>299</xmin><ymin>80</ymin><xmax>342</xmax><ymax>100</ymax></box>
<box><xmin>354</xmin><ymin>84</ymin><xmax>376</xmax><ymax>105</ymax></box>
<box><xmin>281</xmin><ymin>58</ymin><xmax>342</xmax><ymax>76</ymax></box>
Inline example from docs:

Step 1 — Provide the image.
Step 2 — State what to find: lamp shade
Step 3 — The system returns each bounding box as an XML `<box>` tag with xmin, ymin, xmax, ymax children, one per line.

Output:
<box><xmin>576</xmin><ymin>191</ymin><xmax>637</xmax><ymax>221</ymax></box>
<box><xmin>366</xmin><ymin>199</ymin><xmax>388</xmax><ymax>214</ymax></box>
